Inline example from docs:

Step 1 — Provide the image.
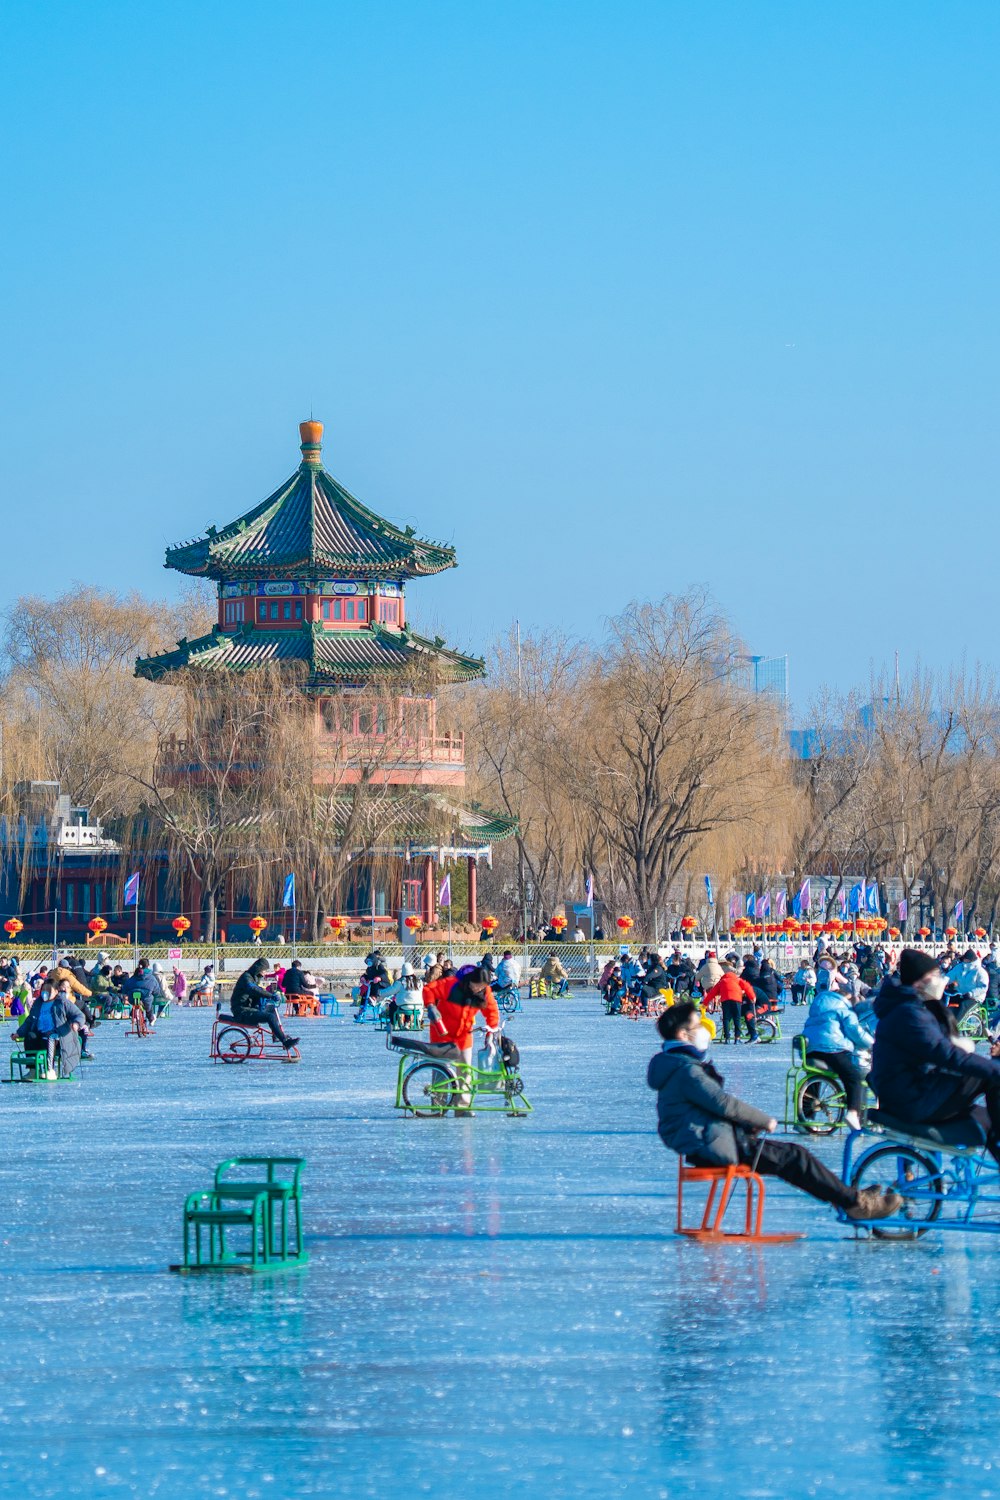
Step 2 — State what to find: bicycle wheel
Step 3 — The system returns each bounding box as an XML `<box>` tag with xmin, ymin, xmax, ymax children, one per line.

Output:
<box><xmin>850</xmin><ymin>1143</ymin><xmax>943</xmax><ymax>1239</ymax></box>
<box><xmin>959</xmin><ymin>1009</ymin><xmax>986</xmax><ymax>1040</ymax></box>
<box><xmin>217</xmin><ymin>1026</ymin><xmax>252</xmax><ymax>1063</ymax></box>
<box><xmin>796</xmin><ymin>1075</ymin><xmax>846</xmax><ymax>1135</ymax></box>
<box><xmin>498</xmin><ymin>992</ymin><xmax>517</xmax><ymax>1015</ymax></box>
<box><xmin>756</xmin><ymin>1016</ymin><xmax>777</xmax><ymax>1043</ymax></box>
<box><xmin>402</xmin><ymin>1061</ymin><xmax>460</xmax><ymax>1116</ymax></box>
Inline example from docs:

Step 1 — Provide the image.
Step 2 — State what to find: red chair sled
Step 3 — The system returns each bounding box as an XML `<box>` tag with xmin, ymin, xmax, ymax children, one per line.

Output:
<box><xmin>676</xmin><ymin>1160</ymin><xmax>802</xmax><ymax>1243</ymax></box>
<box><xmin>210</xmin><ymin>1011</ymin><xmax>300</xmax><ymax>1065</ymax></box>
<box><xmin>126</xmin><ymin>1001</ymin><xmax>152</xmax><ymax>1038</ymax></box>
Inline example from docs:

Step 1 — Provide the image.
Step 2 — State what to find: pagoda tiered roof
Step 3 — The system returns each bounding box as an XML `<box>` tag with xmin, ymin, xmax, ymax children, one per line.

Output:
<box><xmin>135</xmin><ymin>622</ymin><xmax>484</xmax><ymax>689</ymax></box>
<box><xmin>164</xmin><ymin>423</ymin><xmax>456</xmax><ymax>583</ymax></box>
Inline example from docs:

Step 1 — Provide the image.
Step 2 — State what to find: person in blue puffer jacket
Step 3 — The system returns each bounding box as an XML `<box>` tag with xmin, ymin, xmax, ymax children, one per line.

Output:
<box><xmin>801</xmin><ymin>965</ymin><xmax>874</xmax><ymax>1129</ymax></box>
<box><xmin>944</xmin><ymin>950</ymin><xmax>989</xmax><ymax>1024</ymax></box>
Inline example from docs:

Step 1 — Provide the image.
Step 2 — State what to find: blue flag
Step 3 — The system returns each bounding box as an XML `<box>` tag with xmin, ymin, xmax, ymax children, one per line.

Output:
<box><xmin>866</xmin><ymin>882</ymin><xmax>879</xmax><ymax>915</ymax></box>
<box><xmin>746</xmin><ymin>893</ymin><xmax>756</xmax><ymax>918</ymax></box>
<box><xmin>282</xmin><ymin>873</ymin><xmax>296</xmax><ymax>908</ymax></box>
<box><xmin>760</xmin><ymin>892</ymin><xmax>771</xmax><ymax>919</ymax></box>
<box><xmin>704</xmin><ymin>875</ymin><xmax>714</xmax><ymax>906</ymax></box>
<box><xmin>955</xmin><ymin>899</ymin><xmax>964</xmax><ymax>923</ymax></box>
<box><xmin>123</xmin><ymin>872</ymin><xmax>140</xmax><ymax>908</ymax></box>
<box><xmin>849</xmin><ymin>883</ymin><xmax>863</xmax><ymax>915</ymax></box>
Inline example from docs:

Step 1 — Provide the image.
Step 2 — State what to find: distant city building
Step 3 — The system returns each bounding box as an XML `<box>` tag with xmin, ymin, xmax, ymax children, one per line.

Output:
<box><xmin>788</xmin><ymin>727</ymin><xmax>820</xmax><ymax>760</ymax></box>
<box><xmin>732</xmin><ymin>653</ymin><xmax>789</xmax><ymax>706</ymax></box>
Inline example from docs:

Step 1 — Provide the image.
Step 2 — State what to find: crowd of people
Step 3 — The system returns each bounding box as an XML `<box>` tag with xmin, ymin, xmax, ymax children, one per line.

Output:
<box><xmin>647</xmin><ymin>939</ymin><xmax>1000</xmax><ymax>1226</ymax></box>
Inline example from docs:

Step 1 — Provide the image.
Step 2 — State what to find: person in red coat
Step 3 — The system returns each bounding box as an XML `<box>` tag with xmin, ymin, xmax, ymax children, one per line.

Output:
<box><xmin>422</xmin><ymin>965</ymin><xmax>500</xmax><ymax>1113</ymax></box>
<box><xmin>704</xmin><ymin>963</ymin><xmax>758</xmax><ymax>1045</ymax></box>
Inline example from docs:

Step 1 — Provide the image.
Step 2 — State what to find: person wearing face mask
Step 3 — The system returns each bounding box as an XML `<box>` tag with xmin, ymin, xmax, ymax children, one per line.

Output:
<box><xmin>870</xmin><ymin>950</ymin><xmax>1000</xmax><ymax>1163</ymax></box>
<box><xmin>647</xmin><ymin>1001</ymin><xmax>902</xmax><ymax>1221</ymax></box>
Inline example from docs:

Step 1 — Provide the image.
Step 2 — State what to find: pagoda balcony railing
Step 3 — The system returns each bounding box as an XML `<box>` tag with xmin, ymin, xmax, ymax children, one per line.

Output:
<box><xmin>315</xmin><ymin>730</ymin><xmax>465</xmax><ymax>765</ymax></box>
<box><xmin>155</xmin><ymin>729</ymin><xmax>465</xmax><ymax>777</ymax></box>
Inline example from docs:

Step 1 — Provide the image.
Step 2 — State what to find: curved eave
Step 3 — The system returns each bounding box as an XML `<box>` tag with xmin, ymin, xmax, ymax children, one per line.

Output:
<box><xmin>163</xmin><ymin>553</ymin><xmax>456</xmax><ymax>582</ymax></box>
<box><xmin>135</xmin><ymin>626</ymin><xmax>485</xmax><ymax>687</ymax></box>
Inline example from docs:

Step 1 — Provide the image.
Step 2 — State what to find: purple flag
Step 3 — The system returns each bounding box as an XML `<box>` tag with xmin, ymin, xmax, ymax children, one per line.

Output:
<box><xmin>729</xmin><ymin>895</ymin><xmax>739</xmax><ymax>925</ymax></box>
<box><xmin>760</xmin><ymin>892</ymin><xmax>771</xmax><ymax>920</ymax></box>
<box><xmin>798</xmin><ymin>878</ymin><xmax>811</xmax><ymax>916</ymax></box>
<box><xmin>775</xmin><ymin>890</ymin><xmax>787</xmax><ymax>919</ymax></box>
<box><xmin>955</xmin><ymin>899</ymin><xmax>964</xmax><ymax>923</ymax></box>
<box><xmin>438</xmin><ymin>874</ymin><xmax>452</xmax><ymax>907</ymax></box>
<box><xmin>898</xmin><ymin>899</ymin><xmax>908</xmax><ymax>923</ymax></box>
<box><xmin>123</xmin><ymin>872</ymin><xmax>140</xmax><ymax>908</ymax></box>
<box><xmin>837</xmin><ymin>886</ymin><xmax>848</xmax><ymax>916</ymax></box>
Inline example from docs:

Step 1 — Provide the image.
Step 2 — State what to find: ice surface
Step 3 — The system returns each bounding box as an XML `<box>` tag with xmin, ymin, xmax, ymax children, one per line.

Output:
<box><xmin>1</xmin><ymin>996</ymin><xmax>997</xmax><ymax>1500</ymax></box>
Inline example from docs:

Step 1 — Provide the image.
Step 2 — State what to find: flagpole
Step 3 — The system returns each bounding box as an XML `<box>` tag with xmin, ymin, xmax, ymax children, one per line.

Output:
<box><xmin>134</xmin><ymin>895</ymin><xmax>139</xmax><ymax>966</ymax></box>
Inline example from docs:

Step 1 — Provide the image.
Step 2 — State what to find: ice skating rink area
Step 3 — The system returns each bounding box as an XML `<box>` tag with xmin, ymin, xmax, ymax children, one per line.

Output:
<box><xmin>1</xmin><ymin>997</ymin><xmax>996</xmax><ymax>1500</ymax></box>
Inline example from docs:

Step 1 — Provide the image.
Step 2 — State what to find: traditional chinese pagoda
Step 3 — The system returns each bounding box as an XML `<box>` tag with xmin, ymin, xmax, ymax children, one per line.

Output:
<box><xmin>136</xmin><ymin>420</ymin><xmax>512</xmax><ymax>929</ymax></box>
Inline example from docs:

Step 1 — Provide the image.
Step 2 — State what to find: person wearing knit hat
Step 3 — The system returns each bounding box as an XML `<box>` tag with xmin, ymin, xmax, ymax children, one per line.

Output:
<box><xmin>870</xmin><ymin>949</ymin><xmax>1000</xmax><ymax>1162</ymax></box>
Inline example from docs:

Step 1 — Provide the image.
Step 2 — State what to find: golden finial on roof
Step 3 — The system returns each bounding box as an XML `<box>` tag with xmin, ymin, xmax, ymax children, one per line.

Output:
<box><xmin>299</xmin><ymin>419</ymin><xmax>323</xmax><ymax>467</ymax></box>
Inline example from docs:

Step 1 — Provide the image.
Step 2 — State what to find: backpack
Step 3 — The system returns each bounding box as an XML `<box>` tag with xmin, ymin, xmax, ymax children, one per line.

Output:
<box><xmin>500</xmin><ymin>1034</ymin><xmax>520</xmax><ymax>1070</ymax></box>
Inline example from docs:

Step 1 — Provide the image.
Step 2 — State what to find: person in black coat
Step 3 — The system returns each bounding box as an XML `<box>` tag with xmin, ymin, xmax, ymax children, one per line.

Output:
<box><xmin>648</xmin><ymin>1001</ymin><xmax>900</xmax><ymax>1220</ymax></box>
<box><xmin>282</xmin><ymin>960</ymin><xmax>307</xmax><ymax>997</ymax></box>
<box><xmin>362</xmin><ymin>952</ymin><xmax>390</xmax><ymax>995</ymax></box>
<box><xmin>738</xmin><ymin>958</ymin><xmax>763</xmax><ymax>1042</ymax></box>
<box><xmin>756</xmin><ymin>959</ymin><xmax>780</xmax><ymax>1004</ymax></box>
<box><xmin>870</xmin><ymin>950</ymin><xmax>1000</xmax><ymax>1161</ymax></box>
<box><xmin>665</xmin><ymin>949</ymin><xmax>694</xmax><ymax>995</ymax></box>
<box><xmin>231</xmin><ymin>958</ymin><xmax>299</xmax><ymax>1050</ymax></box>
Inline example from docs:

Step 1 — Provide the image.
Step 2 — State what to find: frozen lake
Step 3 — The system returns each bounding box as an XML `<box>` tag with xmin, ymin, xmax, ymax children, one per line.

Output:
<box><xmin>1</xmin><ymin>994</ymin><xmax>996</xmax><ymax>1499</ymax></box>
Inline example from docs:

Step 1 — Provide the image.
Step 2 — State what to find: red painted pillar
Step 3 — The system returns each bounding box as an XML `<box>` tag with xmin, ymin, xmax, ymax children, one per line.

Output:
<box><xmin>468</xmin><ymin>856</ymin><xmax>478</xmax><ymax>928</ymax></box>
<box><xmin>423</xmin><ymin>856</ymin><xmax>435</xmax><ymax>926</ymax></box>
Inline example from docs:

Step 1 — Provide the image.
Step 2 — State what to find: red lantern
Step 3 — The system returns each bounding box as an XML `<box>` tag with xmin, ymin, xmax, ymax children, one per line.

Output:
<box><xmin>404</xmin><ymin>915</ymin><xmax>422</xmax><ymax>931</ymax></box>
<box><xmin>87</xmin><ymin>917</ymin><xmax>108</xmax><ymax>936</ymax></box>
<box><xmin>551</xmin><ymin>915</ymin><xmax>568</xmax><ymax>932</ymax></box>
<box><xmin>4</xmin><ymin>918</ymin><xmax>23</xmax><ymax>940</ymax></box>
<box><xmin>888</xmin><ymin>926</ymin><xmax>901</xmax><ymax>939</ymax></box>
<box><xmin>248</xmin><ymin>916</ymin><xmax>267</xmax><ymax>937</ymax></box>
<box><xmin>481</xmin><ymin>916</ymin><xmax>499</xmax><ymax>935</ymax></box>
<box><xmin>944</xmin><ymin>926</ymin><xmax>958</xmax><ymax>938</ymax></box>
<box><xmin>917</xmin><ymin>926</ymin><xmax>931</xmax><ymax>938</ymax></box>
<box><xmin>616</xmin><ymin>916</ymin><xmax>633</xmax><ymax>932</ymax></box>
<box><xmin>171</xmin><ymin>916</ymin><xmax>191</xmax><ymax>938</ymax></box>
<box><xmin>975</xmin><ymin>927</ymin><xmax>988</xmax><ymax>938</ymax></box>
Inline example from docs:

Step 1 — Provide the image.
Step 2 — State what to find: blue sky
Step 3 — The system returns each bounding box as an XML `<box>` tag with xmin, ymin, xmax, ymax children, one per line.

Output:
<box><xmin>2</xmin><ymin>1</ymin><xmax>998</xmax><ymax>710</ymax></box>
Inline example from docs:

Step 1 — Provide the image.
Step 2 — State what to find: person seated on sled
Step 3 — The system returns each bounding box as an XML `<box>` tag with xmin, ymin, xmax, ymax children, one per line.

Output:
<box><xmin>944</xmin><ymin>949</ymin><xmax>989</xmax><ymax>1025</ymax></box>
<box><xmin>538</xmin><ymin>953</ymin><xmax>570</xmax><ymax>996</ymax></box>
<box><xmin>605</xmin><ymin>963</ymin><xmax>625</xmax><ymax>1012</ymax></box>
<box><xmin>639</xmin><ymin>952</ymin><xmax>669</xmax><ymax>1012</ymax></box>
<box><xmin>870</xmin><ymin>949</ymin><xmax>1000</xmax><ymax>1161</ymax></box>
<box><xmin>801</xmin><ymin>965</ymin><xmax>873</xmax><ymax>1132</ymax></box>
<box><xmin>380</xmin><ymin>963</ymin><xmax>423</xmax><ymax>1027</ymax></box>
<box><xmin>127</xmin><ymin>958</ymin><xmax>164</xmax><ymax>1027</ymax></box>
<box><xmin>496</xmin><ymin>950</ymin><xmax>522</xmax><ymax>992</ymax></box>
<box><xmin>14</xmin><ymin>979</ymin><xmax>87</xmax><ymax>1079</ymax></box>
<box><xmin>421</xmin><ymin>964</ymin><xmax>501</xmax><ymax>1115</ymax></box>
<box><xmin>648</xmin><ymin>1001</ymin><xmax>902</xmax><ymax>1222</ymax></box>
<box><xmin>189</xmin><ymin>963</ymin><xmax>216</xmax><ymax>1005</ymax></box>
<box><xmin>230</xmin><ymin>957</ymin><xmax>299</xmax><ymax>1053</ymax></box>
<box><xmin>362</xmin><ymin>951</ymin><xmax>390</xmax><ymax>999</ymax></box>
